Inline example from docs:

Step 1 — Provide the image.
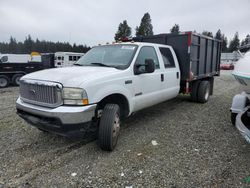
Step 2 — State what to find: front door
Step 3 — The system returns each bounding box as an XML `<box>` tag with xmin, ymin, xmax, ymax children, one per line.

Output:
<box><xmin>132</xmin><ymin>46</ymin><xmax>163</xmax><ymax>112</ymax></box>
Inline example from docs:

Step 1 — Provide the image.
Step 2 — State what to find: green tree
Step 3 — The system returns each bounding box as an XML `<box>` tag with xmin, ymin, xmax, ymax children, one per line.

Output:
<box><xmin>228</xmin><ymin>32</ymin><xmax>240</xmax><ymax>52</ymax></box>
<box><xmin>114</xmin><ymin>20</ymin><xmax>132</xmax><ymax>41</ymax></box>
<box><xmin>240</xmin><ymin>34</ymin><xmax>250</xmax><ymax>46</ymax></box>
<box><xmin>136</xmin><ymin>12</ymin><xmax>153</xmax><ymax>37</ymax></box>
<box><xmin>221</xmin><ymin>34</ymin><xmax>228</xmax><ymax>52</ymax></box>
<box><xmin>202</xmin><ymin>31</ymin><xmax>213</xmax><ymax>37</ymax></box>
<box><xmin>24</xmin><ymin>35</ymin><xmax>34</xmax><ymax>53</ymax></box>
<box><xmin>170</xmin><ymin>24</ymin><xmax>180</xmax><ymax>34</ymax></box>
<box><xmin>215</xmin><ymin>29</ymin><xmax>222</xmax><ymax>40</ymax></box>
<box><xmin>8</xmin><ymin>36</ymin><xmax>17</xmax><ymax>53</ymax></box>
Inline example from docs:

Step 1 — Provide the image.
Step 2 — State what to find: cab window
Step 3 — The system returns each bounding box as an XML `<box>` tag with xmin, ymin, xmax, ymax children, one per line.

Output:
<box><xmin>159</xmin><ymin>47</ymin><xmax>175</xmax><ymax>68</ymax></box>
<box><xmin>135</xmin><ymin>46</ymin><xmax>159</xmax><ymax>69</ymax></box>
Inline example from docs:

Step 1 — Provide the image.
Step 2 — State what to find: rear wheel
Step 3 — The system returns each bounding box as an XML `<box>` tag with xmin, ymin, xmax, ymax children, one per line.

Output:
<box><xmin>98</xmin><ymin>104</ymin><xmax>120</xmax><ymax>151</ymax></box>
<box><xmin>12</xmin><ymin>74</ymin><xmax>24</xmax><ymax>86</ymax></box>
<box><xmin>231</xmin><ymin>113</ymin><xmax>237</xmax><ymax>126</ymax></box>
<box><xmin>191</xmin><ymin>81</ymin><xmax>201</xmax><ymax>102</ymax></box>
<box><xmin>0</xmin><ymin>76</ymin><xmax>10</xmax><ymax>88</ymax></box>
<box><xmin>197</xmin><ymin>81</ymin><xmax>210</xmax><ymax>103</ymax></box>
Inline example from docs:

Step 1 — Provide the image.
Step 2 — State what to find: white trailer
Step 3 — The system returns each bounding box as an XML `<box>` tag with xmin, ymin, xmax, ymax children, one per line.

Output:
<box><xmin>0</xmin><ymin>54</ymin><xmax>41</xmax><ymax>63</ymax></box>
<box><xmin>54</xmin><ymin>52</ymin><xmax>85</xmax><ymax>67</ymax></box>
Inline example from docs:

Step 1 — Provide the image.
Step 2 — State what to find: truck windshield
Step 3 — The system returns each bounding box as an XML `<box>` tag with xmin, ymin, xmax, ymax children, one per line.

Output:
<box><xmin>75</xmin><ymin>44</ymin><xmax>138</xmax><ymax>69</ymax></box>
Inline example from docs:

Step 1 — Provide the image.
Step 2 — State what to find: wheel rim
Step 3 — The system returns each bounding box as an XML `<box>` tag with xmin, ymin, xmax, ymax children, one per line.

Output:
<box><xmin>0</xmin><ymin>78</ymin><xmax>7</xmax><ymax>87</ymax></box>
<box><xmin>15</xmin><ymin>76</ymin><xmax>21</xmax><ymax>85</ymax></box>
<box><xmin>112</xmin><ymin>113</ymin><xmax>120</xmax><ymax>146</ymax></box>
<box><xmin>204</xmin><ymin>87</ymin><xmax>209</xmax><ymax>101</ymax></box>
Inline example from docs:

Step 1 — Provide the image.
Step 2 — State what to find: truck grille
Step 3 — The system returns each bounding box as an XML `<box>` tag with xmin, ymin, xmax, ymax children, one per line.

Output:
<box><xmin>19</xmin><ymin>80</ymin><xmax>63</xmax><ymax>108</ymax></box>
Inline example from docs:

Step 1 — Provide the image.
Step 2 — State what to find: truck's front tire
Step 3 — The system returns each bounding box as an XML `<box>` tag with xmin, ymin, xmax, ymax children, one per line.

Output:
<box><xmin>197</xmin><ymin>81</ymin><xmax>210</xmax><ymax>103</ymax></box>
<box><xmin>98</xmin><ymin>104</ymin><xmax>120</xmax><ymax>151</ymax></box>
<box><xmin>0</xmin><ymin>75</ymin><xmax>10</xmax><ymax>88</ymax></box>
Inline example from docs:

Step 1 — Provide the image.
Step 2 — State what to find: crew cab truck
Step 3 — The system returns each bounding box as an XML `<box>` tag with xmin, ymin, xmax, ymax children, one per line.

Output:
<box><xmin>16</xmin><ymin>32</ymin><xmax>221</xmax><ymax>151</ymax></box>
<box><xmin>0</xmin><ymin>54</ymin><xmax>54</xmax><ymax>88</ymax></box>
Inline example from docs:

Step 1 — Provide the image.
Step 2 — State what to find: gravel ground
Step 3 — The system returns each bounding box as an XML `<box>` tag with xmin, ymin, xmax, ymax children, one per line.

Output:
<box><xmin>0</xmin><ymin>70</ymin><xmax>250</xmax><ymax>187</ymax></box>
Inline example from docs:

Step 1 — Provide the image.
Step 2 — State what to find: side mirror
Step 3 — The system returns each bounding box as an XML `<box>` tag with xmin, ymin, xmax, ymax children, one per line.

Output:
<box><xmin>145</xmin><ymin>59</ymin><xmax>155</xmax><ymax>73</ymax></box>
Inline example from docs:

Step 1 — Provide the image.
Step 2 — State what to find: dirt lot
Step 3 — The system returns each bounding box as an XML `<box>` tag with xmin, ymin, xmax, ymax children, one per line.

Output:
<box><xmin>0</xmin><ymin>70</ymin><xmax>250</xmax><ymax>187</ymax></box>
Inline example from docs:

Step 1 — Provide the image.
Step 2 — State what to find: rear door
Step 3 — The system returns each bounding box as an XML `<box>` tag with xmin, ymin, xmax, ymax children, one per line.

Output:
<box><xmin>157</xmin><ymin>46</ymin><xmax>180</xmax><ymax>100</ymax></box>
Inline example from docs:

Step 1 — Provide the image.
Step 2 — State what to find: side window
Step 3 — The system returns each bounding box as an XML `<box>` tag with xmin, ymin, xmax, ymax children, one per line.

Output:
<box><xmin>136</xmin><ymin>46</ymin><xmax>159</xmax><ymax>69</ymax></box>
<box><xmin>69</xmin><ymin>56</ymin><xmax>73</xmax><ymax>61</ymax></box>
<box><xmin>159</xmin><ymin>47</ymin><xmax>175</xmax><ymax>68</ymax></box>
<box><xmin>73</xmin><ymin>56</ymin><xmax>77</xmax><ymax>61</ymax></box>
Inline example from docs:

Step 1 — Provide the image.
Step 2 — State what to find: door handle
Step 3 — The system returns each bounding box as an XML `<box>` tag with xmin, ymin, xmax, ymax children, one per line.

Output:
<box><xmin>161</xmin><ymin>74</ymin><xmax>164</xmax><ymax>82</ymax></box>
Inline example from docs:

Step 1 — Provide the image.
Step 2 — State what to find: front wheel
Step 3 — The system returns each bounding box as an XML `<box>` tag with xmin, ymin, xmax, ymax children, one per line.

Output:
<box><xmin>98</xmin><ymin>104</ymin><xmax>120</xmax><ymax>151</ymax></box>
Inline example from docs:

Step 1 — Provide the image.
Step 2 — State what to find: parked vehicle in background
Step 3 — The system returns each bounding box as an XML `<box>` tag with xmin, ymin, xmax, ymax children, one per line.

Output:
<box><xmin>54</xmin><ymin>52</ymin><xmax>85</xmax><ymax>67</ymax></box>
<box><xmin>0</xmin><ymin>53</ymin><xmax>41</xmax><ymax>63</ymax></box>
<box><xmin>220</xmin><ymin>62</ymin><xmax>234</xmax><ymax>70</ymax></box>
<box><xmin>231</xmin><ymin>49</ymin><xmax>250</xmax><ymax>144</ymax></box>
<box><xmin>0</xmin><ymin>54</ymin><xmax>54</xmax><ymax>88</ymax></box>
<box><xmin>16</xmin><ymin>32</ymin><xmax>221</xmax><ymax>151</ymax></box>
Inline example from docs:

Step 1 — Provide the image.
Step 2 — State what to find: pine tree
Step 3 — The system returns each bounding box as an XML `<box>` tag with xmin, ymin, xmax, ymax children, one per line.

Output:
<box><xmin>221</xmin><ymin>35</ymin><xmax>228</xmax><ymax>52</ymax></box>
<box><xmin>215</xmin><ymin>29</ymin><xmax>222</xmax><ymax>40</ymax></box>
<box><xmin>202</xmin><ymin>31</ymin><xmax>213</xmax><ymax>37</ymax></box>
<box><xmin>114</xmin><ymin>20</ymin><xmax>132</xmax><ymax>41</ymax></box>
<box><xmin>170</xmin><ymin>24</ymin><xmax>180</xmax><ymax>34</ymax></box>
<box><xmin>9</xmin><ymin>36</ymin><xmax>17</xmax><ymax>53</ymax></box>
<box><xmin>228</xmin><ymin>32</ymin><xmax>240</xmax><ymax>52</ymax></box>
<box><xmin>24</xmin><ymin>35</ymin><xmax>34</xmax><ymax>53</ymax></box>
<box><xmin>136</xmin><ymin>13</ymin><xmax>153</xmax><ymax>37</ymax></box>
<box><xmin>240</xmin><ymin>34</ymin><xmax>250</xmax><ymax>46</ymax></box>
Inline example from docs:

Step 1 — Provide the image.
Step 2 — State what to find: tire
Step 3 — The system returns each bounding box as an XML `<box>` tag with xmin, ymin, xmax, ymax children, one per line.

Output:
<box><xmin>190</xmin><ymin>81</ymin><xmax>201</xmax><ymax>102</ymax></box>
<box><xmin>12</xmin><ymin>74</ymin><xmax>24</xmax><ymax>86</ymax></box>
<box><xmin>98</xmin><ymin>104</ymin><xmax>120</xmax><ymax>151</ymax></box>
<box><xmin>197</xmin><ymin>81</ymin><xmax>210</xmax><ymax>103</ymax></box>
<box><xmin>231</xmin><ymin>113</ymin><xmax>237</xmax><ymax>126</ymax></box>
<box><xmin>0</xmin><ymin>75</ymin><xmax>10</xmax><ymax>88</ymax></box>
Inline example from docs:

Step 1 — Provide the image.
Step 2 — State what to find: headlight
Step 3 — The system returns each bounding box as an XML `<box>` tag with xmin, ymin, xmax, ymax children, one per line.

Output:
<box><xmin>63</xmin><ymin>88</ymin><xmax>89</xmax><ymax>105</ymax></box>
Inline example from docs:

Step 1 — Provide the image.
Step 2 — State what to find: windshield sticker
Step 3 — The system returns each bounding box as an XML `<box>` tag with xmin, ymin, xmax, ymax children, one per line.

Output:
<box><xmin>121</xmin><ymin>46</ymin><xmax>135</xmax><ymax>50</ymax></box>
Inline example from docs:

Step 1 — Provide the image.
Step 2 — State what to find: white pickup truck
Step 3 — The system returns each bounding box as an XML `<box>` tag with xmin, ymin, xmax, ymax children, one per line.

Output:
<box><xmin>16</xmin><ymin>32</ymin><xmax>221</xmax><ymax>151</ymax></box>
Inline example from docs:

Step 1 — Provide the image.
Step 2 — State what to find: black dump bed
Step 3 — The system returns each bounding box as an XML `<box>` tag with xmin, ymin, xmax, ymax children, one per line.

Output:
<box><xmin>133</xmin><ymin>32</ymin><xmax>221</xmax><ymax>82</ymax></box>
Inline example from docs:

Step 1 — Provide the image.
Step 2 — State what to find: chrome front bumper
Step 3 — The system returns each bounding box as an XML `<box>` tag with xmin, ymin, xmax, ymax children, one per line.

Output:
<box><xmin>16</xmin><ymin>97</ymin><xmax>97</xmax><ymax>125</ymax></box>
<box><xmin>236</xmin><ymin>106</ymin><xmax>250</xmax><ymax>144</ymax></box>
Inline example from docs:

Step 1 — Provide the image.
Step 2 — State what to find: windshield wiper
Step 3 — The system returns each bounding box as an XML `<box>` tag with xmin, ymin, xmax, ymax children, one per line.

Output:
<box><xmin>90</xmin><ymin>63</ymin><xmax>113</xmax><ymax>68</ymax></box>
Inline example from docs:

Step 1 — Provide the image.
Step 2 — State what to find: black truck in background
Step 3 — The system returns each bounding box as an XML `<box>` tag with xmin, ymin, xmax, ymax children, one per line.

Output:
<box><xmin>0</xmin><ymin>54</ymin><xmax>55</xmax><ymax>88</ymax></box>
<box><xmin>133</xmin><ymin>31</ymin><xmax>221</xmax><ymax>102</ymax></box>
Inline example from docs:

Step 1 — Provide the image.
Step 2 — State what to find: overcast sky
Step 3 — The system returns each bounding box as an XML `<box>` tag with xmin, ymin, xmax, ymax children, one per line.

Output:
<box><xmin>0</xmin><ymin>0</ymin><xmax>249</xmax><ymax>47</ymax></box>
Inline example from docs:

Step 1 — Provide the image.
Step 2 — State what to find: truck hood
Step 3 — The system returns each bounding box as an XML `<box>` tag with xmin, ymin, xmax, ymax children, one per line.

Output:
<box><xmin>21</xmin><ymin>66</ymin><xmax>121</xmax><ymax>87</ymax></box>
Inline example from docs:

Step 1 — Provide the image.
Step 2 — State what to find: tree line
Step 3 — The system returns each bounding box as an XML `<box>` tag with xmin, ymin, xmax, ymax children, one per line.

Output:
<box><xmin>0</xmin><ymin>35</ymin><xmax>90</xmax><ymax>54</ymax></box>
<box><xmin>114</xmin><ymin>13</ymin><xmax>249</xmax><ymax>53</ymax></box>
